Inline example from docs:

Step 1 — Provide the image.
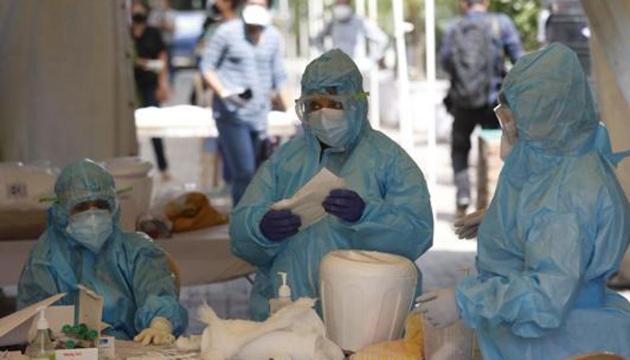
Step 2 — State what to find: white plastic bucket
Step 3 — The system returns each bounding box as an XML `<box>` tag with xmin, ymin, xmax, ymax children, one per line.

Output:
<box><xmin>0</xmin><ymin>162</ymin><xmax>56</xmax><ymax>210</ymax></box>
<box><xmin>320</xmin><ymin>250</ymin><xmax>418</xmax><ymax>351</ymax></box>
<box><xmin>103</xmin><ymin>157</ymin><xmax>153</xmax><ymax>231</ymax></box>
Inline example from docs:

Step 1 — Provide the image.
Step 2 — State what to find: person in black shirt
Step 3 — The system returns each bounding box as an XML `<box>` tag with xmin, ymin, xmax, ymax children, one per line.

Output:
<box><xmin>131</xmin><ymin>0</ymin><xmax>172</xmax><ymax>181</ymax></box>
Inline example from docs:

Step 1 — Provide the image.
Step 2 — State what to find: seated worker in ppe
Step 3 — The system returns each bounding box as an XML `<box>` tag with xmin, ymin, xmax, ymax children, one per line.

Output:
<box><xmin>230</xmin><ymin>49</ymin><xmax>433</xmax><ymax>321</ymax></box>
<box><xmin>17</xmin><ymin>159</ymin><xmax>188</xmax><ymax>345</ymax></box>
<box><xmin>417</xmin><ymin>43</ymin><xmax>630</xmax><ymax>359</ymax></box>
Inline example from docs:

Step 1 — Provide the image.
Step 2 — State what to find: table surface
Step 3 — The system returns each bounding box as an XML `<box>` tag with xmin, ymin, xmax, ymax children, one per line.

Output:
<box><xmin>135</xmin><ymin>106</ymin><xmax>299</xmax><ymax>139</ymax></box>
<box><xmin>114</xmin><ymin>340</ymin><xmax>199</xmax><ymax>359</ymax></box>
<box><xmin>0</xmin><ymin>225</ymin><xmax>255</xmax><ymax>287</ymax></box>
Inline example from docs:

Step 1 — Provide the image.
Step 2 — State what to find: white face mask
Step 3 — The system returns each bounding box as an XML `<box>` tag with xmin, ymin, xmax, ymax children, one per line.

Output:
<box><xmin>66</xmin><ymin>209</ymin><xmax>113</xmax><ymax>253</ymax></box>
<box><xmin>333</xmin><ymin>4</ymin><xmax>353</xmax><ymax>21</ymax></box>
<box><xmin>307</xmin><ymin>108</ymin><xmax>350</xmax><ymax>148</ymax></box>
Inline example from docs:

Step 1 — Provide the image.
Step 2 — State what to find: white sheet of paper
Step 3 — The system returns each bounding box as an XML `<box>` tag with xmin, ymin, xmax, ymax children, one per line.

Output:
<box><xmin>78</xmin><ymin>285</ymin><xmax>104</xmax><ymax>332</ymax></box>
<box><xmin>271</xmin><ymin>168</ymin><xmax>346</xmax><ymax>230</ymax></box>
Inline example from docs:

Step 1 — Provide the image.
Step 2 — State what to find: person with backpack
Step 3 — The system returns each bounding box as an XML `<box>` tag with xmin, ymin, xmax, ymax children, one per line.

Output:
<box><xmin>440</xmin><ymin>0</ymin><xmax>523</xmax><ymax>218</ymax></box>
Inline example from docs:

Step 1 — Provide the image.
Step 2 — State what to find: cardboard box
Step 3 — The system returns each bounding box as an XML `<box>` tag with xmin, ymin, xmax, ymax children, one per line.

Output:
<box><xmin>0</xmin><ymin>286</ymin><xmax>105</xmax><ymax>360</ymax></box>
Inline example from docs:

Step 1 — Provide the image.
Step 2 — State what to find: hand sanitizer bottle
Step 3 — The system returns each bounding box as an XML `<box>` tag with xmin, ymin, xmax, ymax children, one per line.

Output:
<box><xmin>269</xmin><ymin>272</ymin><xmax>292</xmax><ymax>315</ymax></box>
<box><xmin>27</xmin><ymin>307</ymin><xmax>56</xmax><ymax>360</ymax></box>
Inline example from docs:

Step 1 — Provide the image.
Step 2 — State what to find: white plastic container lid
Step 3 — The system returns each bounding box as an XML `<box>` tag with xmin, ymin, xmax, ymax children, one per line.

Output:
<box><xmin>320</xmin><ymin>250</ymin><xmax>417</xmax><ymax>278</ymax></box>
<box><xmin>102</xmin><ymin>157</ymin><xmax>152</xmax><ymax>177</ymax></box>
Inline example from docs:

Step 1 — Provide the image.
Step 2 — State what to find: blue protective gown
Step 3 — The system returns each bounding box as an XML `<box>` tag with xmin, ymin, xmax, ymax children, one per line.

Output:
<box><xmin>456</xmin><ymin>43</ymin><xmax>630</xmax><ymax>359</ymax></box>
<box><xmin>230</xmin><ymin>49</ymin><xmax>433</xmax><ymax>320</ymax></box>
<box><xmin>17</xmin><ymin>160</ymin><xmax>188</xmax><ymax>340</ymax></box>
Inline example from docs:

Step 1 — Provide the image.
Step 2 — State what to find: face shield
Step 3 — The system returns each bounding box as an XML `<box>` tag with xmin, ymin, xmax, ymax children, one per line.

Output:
<box><xmin>294</xmin><ymin>92</ymin><xmax>366</xmax><ymax>148</ymax></box>
<box><xmin>494</xmin><ymin>96</ymin><xmax>518</xmax><ymax>160</ymax></box>
<box><xmin>294</xmin><ymin>92</ymin><xmax>368</xmax><ymax>122</ymax></box>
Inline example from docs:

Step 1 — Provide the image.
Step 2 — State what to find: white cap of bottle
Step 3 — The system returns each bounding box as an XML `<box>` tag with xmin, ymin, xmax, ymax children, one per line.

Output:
<box><xmin>278</xmin><ymin>272</ymin><xmax>291</xmax><ymax>298</ymax></box>
<box><xmin>36</xmin><ymin>307</ymin><xmax>49</xmax><ymax>330</ymax></box>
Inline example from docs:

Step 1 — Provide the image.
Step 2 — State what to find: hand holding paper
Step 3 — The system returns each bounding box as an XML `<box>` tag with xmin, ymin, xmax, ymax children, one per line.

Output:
<box><xmin>271</xmin><ymin>168</ymin><xmax>346</xmax><ymax>230</ymax></box>
<box><xmin>260</xmin><ymin>209</ymin><xmax>301</xmax><ymax>242</ymax></box>
<box><xmin>322</xmin><ymin>189</ymin><xmax>365</xmax><ymax>222</ymax></box>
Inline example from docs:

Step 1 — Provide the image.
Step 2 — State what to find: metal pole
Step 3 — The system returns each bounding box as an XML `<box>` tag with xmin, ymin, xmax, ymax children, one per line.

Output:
<box><xmin>356</xmin><ymin>0</ymin><xmax>366</xmax><ymax>17</ymax></box>
<box><xmin>368</xmin><ymin>0</ymin><xmax>380</xmax><ymax>130</ymax></box>
<box><xmin>393</xmin><ymin>0</ymin><xmax>413</xmax><ymax>150</ymax></box>
<box><xmin>308</xmin><ymin>0</ymin><xmax>325</xmax><ymax>59</ymax></box>
<box><xmin>425</xmin><ymin>0</ymin><xmax>438</xmax><ymax>189</ymax></box>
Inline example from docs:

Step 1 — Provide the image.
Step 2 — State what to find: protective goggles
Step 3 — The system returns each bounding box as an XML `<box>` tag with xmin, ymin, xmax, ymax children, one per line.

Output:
<box><xmin>295</xmin><ymin>92</ymin><xmax>368</xmax><ymax>121</ymax></box>
<box><xmin>71</xmin><ymin>199</ymin><xmax>112</xmax><ymax>215</ymax></box>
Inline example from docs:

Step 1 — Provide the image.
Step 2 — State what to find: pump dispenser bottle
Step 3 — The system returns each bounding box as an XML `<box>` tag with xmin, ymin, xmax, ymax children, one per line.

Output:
<box><xmin>269</xmin><ymin>272</ymin><xmax>292</xmax><ymax>315</ymax></box>
<box><xmin>27</xmin><ymin>307</ymin><xmax>56</xmax><ymax>360</ymax></box>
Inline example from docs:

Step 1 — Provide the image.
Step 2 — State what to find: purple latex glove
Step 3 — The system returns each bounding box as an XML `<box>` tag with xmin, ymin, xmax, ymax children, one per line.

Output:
<box><xmin>322</xmin><ymin>189</ymin><xmax>366</xmax><ymax>223</ymax></box>
<box><xmin>259</xmin><ymin>209</ymin><xmax>302</xmax><ymax>242</ymax></box>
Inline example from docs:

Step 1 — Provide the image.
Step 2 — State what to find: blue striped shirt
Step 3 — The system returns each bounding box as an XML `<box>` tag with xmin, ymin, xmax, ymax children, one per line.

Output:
<box><xmin>200</xmin><ymin>19</ymin><xmax>287</xmax><ymax>131</ymax></box>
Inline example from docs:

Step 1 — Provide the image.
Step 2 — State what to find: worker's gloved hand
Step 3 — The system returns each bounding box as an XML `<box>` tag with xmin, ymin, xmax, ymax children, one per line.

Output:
<box><xmin>323</xmin><ymin>189</ymin><xmax>365</xmax><ymax>223</ymax></box>
<box><xmin>134</xmin><ymin>317</ymin><xmax>175</xmax><ymax>346</ymax></box>
<box><xmin>221</xmin><ymin>88</ymin><xmax>250</xmax><ymax>108</ymax></box>
<box><xmin>260</xmin><ymin>209</ymin><xmax>302</xmax><ymax>242</ymax></box>
<box><xmin>416</xmin><ymin>288</ymin><xmax>460</xmax><ymax>328</ymax></box>
<box><xmin>454</xmin><ymin>209</ymin><xmax>486</xmax><ymax>239</ymax></box>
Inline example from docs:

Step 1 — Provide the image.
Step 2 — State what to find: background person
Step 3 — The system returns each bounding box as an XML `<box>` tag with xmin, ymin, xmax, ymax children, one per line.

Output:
<box><xmin>131</xmin><ymin>0</ymin><xmax>173</xmax><ymax>182</ymax></box>
<box><xmin>200</xmin><ymin>0</ymin><xmax>287</xmax><ymax>206</ymax></box>
<box><xmin>440</xmin><ymin>0</ymin><xmax>523</xmax><ymax>217</ymax></box>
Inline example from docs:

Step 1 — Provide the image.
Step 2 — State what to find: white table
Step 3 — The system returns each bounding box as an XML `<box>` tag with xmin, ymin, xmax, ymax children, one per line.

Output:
<box><xmin>135</xmin><ymin>106</ymin><xmax>299</xmax><ymax>139</ymax></box>
<box><xmin>0</xmin><ymin>225</ymin><xmax>255</xmax><ymax>287</ymax></box>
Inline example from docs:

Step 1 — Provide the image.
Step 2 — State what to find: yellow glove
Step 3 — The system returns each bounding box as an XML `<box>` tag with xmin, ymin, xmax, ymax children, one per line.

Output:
<box><xmin>134</xmin><ymin>316</ymin><xmax>175</xmax><ymax>346</ymax></box>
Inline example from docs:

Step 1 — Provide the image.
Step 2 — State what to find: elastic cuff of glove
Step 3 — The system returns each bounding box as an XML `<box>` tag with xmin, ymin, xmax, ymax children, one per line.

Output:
<box><xmin>150</xmin><ymin>316</ymin><xmax>173</xmax><ymax>333</ymax></box>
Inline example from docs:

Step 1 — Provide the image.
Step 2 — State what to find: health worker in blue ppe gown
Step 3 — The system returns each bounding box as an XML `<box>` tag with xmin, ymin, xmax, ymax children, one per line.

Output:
<box><xmin>230</xmin><ymin>49</ymin><xmax>433</xmax><ymax>321</ymax></box>
<box><xmin>17</xmin><ymin>159</ymin><xmax>187</xmax><ymax>345</ymax></box>
<box><xmin>417</xmin><ymin>43</ymin><xmax>630</xmax><ymax>359</ymax></box>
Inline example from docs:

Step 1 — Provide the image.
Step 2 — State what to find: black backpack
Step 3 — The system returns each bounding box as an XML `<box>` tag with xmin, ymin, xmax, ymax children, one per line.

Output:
<box><xmin>448</xmin><ymin>15</ymin><xmax>500</xmax><ymax>109</ymax></box>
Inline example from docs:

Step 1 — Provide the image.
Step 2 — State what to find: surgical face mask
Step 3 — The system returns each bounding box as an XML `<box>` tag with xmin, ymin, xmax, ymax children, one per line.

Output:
<box><xmin>307</xmin><ymin>108</ymin><xmax>350</xmax><ymax>148</ymax></box>
<box><xmin>333</xmin><ymin>4</ymin><xmax>353</xmax><ymax>21</ymax></box>
<box><xmin>66</xmin><ymin>209</ymin><xmax>113</xmax><ymax>253</ymax></box>
<box><xmin>494</xmin><ymin>103</ymin><xmax>518</xmax><ymax>160</ymax></box>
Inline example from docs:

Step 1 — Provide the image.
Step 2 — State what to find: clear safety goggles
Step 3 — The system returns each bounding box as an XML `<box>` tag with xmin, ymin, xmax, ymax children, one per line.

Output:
<box><xmin>294</xmin><ymin>92</ymin><xmax>368</xmax><ymax>121</ymax></box>
<box><xmin>71</xmin><ymin>199</ymin><xmax>111</xmax><ymax>215</ymax></box>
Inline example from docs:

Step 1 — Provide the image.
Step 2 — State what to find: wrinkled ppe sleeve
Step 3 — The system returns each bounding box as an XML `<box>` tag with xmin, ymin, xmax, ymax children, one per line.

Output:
<box><xmin>456</xmin><ymin>213</ymin><xmax>584</xmax><ymax>338</ymax></box>
<box><xmin>131</xmin><ymin>237</ymin><xmax>187</xmax><ymax>336</ymax></box>
<box><xmin>17</xmin><ymin>252</ymin><xmax>60</xmax><ymax>309</ymax></box>
<box><xmin>230</xmin><ymin>159</ymin><xmax>284</xmax><ymax>268</ymax></box>
<box><xmin>346</xmin><ymin>149</ymin><xmax>433</xmax><ymax>260</ymax></box>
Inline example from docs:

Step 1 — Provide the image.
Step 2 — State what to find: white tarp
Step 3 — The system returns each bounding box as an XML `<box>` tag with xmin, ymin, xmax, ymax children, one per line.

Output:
<box><xmin>0</xmin><ymin>0</ymin><xmax>137</xmax><ymax>167</ymax></box>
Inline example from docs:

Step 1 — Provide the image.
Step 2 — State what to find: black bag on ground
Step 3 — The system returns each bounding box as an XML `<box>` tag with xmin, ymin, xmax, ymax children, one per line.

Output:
<box><xmin>448</xmin><ymin>16</ymin><xmax>500</xmax><ymax>109</ymax></box>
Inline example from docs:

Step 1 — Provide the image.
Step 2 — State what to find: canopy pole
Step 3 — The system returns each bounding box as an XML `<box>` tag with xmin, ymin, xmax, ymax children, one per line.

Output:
<box><xmin>393</xmin><ymin>0</ymin><xmax>413</xmax><ymax>151</ymax></box>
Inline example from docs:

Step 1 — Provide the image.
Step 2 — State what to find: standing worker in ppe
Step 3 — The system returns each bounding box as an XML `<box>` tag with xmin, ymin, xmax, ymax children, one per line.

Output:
<box><xmin>418</xmin><ymin>43</ymin><xmax>630</xmax><ymax>359</ymax></box>
<box><xmin>230</xmin><ymin>49</ymin><xmax>433</xmax><ymax>321</ymax></box>
<box><xmin>17</xmin><ymin>160</ymin><xmax>188</xmax><ymax>344</ymax></box>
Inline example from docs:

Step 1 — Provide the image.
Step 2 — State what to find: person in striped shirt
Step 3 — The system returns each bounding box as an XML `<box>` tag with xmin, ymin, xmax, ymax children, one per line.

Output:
<box><xmin>201</xmin><ymin>0</ymin><xmax>287</xmax><ymax>205</ymax></box>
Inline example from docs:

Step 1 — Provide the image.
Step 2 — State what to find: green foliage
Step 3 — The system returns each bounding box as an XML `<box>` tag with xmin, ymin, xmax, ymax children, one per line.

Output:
<box><xmin>489</xmin><ymin>0</ymin><xmax>541</xmax><ymax>51</ymax></box>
